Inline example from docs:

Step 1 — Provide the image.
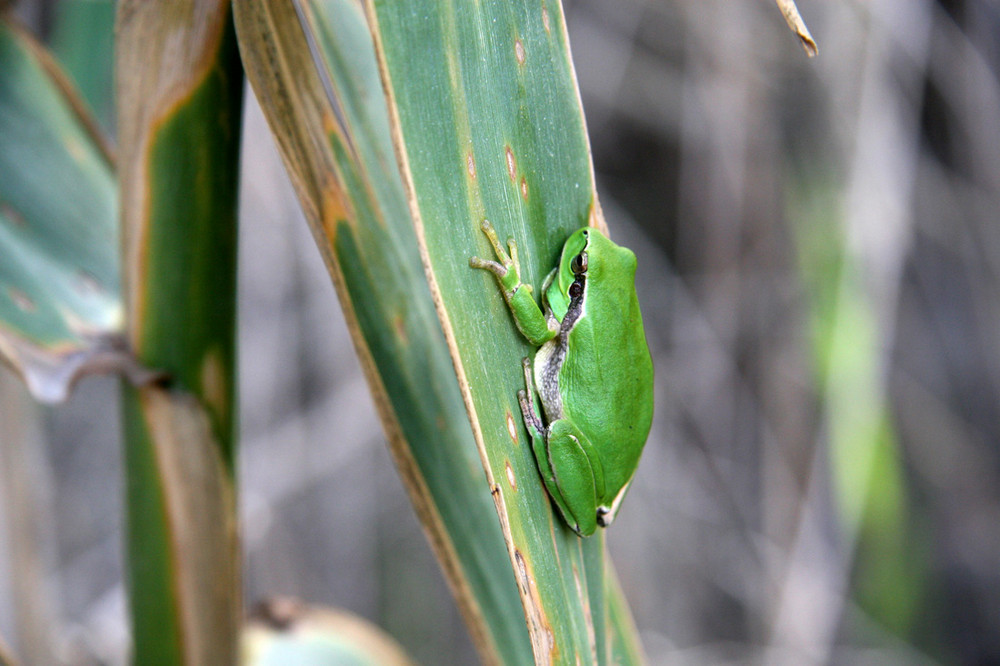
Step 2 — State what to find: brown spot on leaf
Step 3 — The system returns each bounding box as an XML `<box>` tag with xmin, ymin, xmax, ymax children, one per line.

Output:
<box><xmin>515</xmin><ymin>39</ymin><xmax>526</xmax><ymax>65</ymax></box>
<box><xmin>393</xmin><ymin>313</ymin><xmax>408</xmax><ymax>345</ymax></box>
<box><xmin>542</xmin><ymin>7</ymin><xmax>551</xmax><ymax>34</ymax></box>
<box><xmin>321</xmin><ymin>174</ymin><xmax>350</xmax><ymax>240</ymax></box>
<box><xmin>515</xmin><ymin>549</ymin><xmax>528</xmax><ymax>580</ymax></box>
<box><xmin>8</xmin><ymin>287</ymin><xmax>34</xmax><ymax>312</ymax></box>
<box><xmin>520</xmin><ymin>176</ymin><xmax>529</xmax><ymax>201</ymax></box>
<box><xmin>505</xmin><ymin>146</ymin><xmax>517</xmax><ymax>182</ymax></box>
<box><xmin>505</xmin><ymin>461</ymin><xmax>517</xmax><ymax>491</ymax></box>
<box><xmin>506</xmin><ymin>409</ymin><xmax>519</xmax><ymax>443</ymax></box>
<box><xmin>0</xmin><ymin>202</ymin><xmax>25</xmax><ymax>228</ymax></box>
<box><xmin>467</xmin><ymin>152</ymin><xmax>476</xmax><ymax>179</ymax></box>
<box><xmin>199</xmin><ymin>348</ymin><xmax>229</xmax><ymax>428</ymax></box>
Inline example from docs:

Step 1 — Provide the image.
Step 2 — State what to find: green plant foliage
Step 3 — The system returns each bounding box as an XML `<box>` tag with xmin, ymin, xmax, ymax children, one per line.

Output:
<box><xmin>49</xmin><ymin>0</ymin><xmax>116</xmax><ymax>132</ymax></box>
<box><xmin>233</xmin><ymin>0</ymin><xmax>534</xmax><ymax>661</ymax></box>
<box><xmin>606</xmin><ymin>569</ymin><xmax>644</xmax><ymax>664</ymax></box>
<box><xmin>116</xmin><ymin>2</ymin><xmax>243</xmax><ymax>662</ymax></box>
<box><xmin>790</xmin><ymin>177</ymin><xmax>925</xmax><ymax>642</ymax></box>
<box><xmin>368</xmin><ymin>1</ymin><xmax>638</xmax><ymax>662</ymax></box>
<box><xmin>0</xmin><ymin>16</ymin><xmax>118</xmax><ymax>402</ymax></box>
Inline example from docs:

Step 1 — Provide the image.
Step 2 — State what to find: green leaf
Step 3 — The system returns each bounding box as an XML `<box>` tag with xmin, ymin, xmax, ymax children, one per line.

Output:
<box><xmin>369</xmin><ymin>1</ymin><xmax>636</xmax><ymax>662</ymax></box>
<box><xmin>605</xmin><ymin>568</ymin><xmax>645</xmax><ymax>664</ymax></box>
<box><xmin>790</xmin><ymin>176</ymin><xmax>925</xmax><ymax>640</ymax></box>
<box><xmin>49</xmin><ymin>0</ymin><xmax>117</xmax><ymax>133</ymax></box>
<box><xmin>0</xmin><ymin>16</ymin><xmax>119</xmax><ymax>402</ymax></box>
<box><xmin>116</xmin><ymin>1</ymin><xmax>243</xmax><ymax>662</ymax></box>
<box><xmin>233</xmin><ymin>0</ymin><xmax>533</xmax><ymax>662</ymax></box>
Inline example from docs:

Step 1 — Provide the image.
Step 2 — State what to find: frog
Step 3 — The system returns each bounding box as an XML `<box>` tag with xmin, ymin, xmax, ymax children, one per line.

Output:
<box><xmin>470</xmin><ymin>220</ymin><xmax>654</xmax><ymax>536</ymax></box>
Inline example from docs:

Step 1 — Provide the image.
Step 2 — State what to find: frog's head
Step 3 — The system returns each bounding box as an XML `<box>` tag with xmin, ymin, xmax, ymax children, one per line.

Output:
<box><xmin>556</xmin><ymin>227</ymin><xmax>591</xmax><ymax>291</ymax></box>
<box><xmin>546</xmin><ymin>228</ymin><xmax>586</xmax><ymax>317</ymax></box>
<box><xmin>558</xmin><ymin>226</ymin><xmax>635</xmax><ymax>286</ymax></box>
<box><xmin>548</xmin><ymin>227</ymin><xmax>637</xmax><ymax>319</ymax></box>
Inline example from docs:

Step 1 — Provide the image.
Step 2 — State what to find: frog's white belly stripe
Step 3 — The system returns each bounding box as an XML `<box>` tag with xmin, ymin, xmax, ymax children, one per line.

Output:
<box><xmin>535</xmin><ymin>340</ymin><xmax>562</xmax><ymax>420</ymax></box>
<box><xmin>535</xmin><ymin>275</ymin><xmax>587</xmax><ymax>424</ymax></box>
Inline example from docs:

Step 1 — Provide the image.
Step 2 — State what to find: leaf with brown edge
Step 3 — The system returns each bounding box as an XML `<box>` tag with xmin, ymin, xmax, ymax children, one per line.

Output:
<box><xmin>116</xmin><ymin>0</ymin><xmax>243</xmax><ymax>662</ymax></box>
<box><xmin>367</xmin><ymin>0</ymin><xmax>639</xmax><ymax>662</ymax></box>
<box><xmin>131</xmin><ymin>386</ymin><xmax>241</xmax><ymax>666</ymax></box>
<box><xmin>233</xmin><ymin>0</ymin><xmax>533</xmax><ymax>663</ymax></box>
<box><xmin>0</xmin><ymin>16</ymin><xmax>123</xmax><ymax>403</ymax></box>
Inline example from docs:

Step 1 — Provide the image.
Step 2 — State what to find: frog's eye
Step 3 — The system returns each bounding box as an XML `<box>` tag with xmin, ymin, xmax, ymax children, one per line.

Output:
<box><xmin>570</xmin><ymin>251</ymin><xmax>588</xmax><ymax>275</ymax></box>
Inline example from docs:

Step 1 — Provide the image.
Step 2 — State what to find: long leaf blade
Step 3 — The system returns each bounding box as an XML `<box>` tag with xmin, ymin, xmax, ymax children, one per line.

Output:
<box><xmin>116</xmin><ymin>1</ymin><xmax>244</xmax><ymax>662</ymax></box>
<box><xmin>368</xmin><ymin>1</ymin><xmax>635</xmax><ymax>663</ymax></box>
<box><xmin>0</xmin><ymin>16</ymin><xmax>119</xmax><ymax>402</ymax></box>
<box><xmin>233</xmin><ymin>0</ymin><xmax>533</xmax><ymax>662</ymax></box>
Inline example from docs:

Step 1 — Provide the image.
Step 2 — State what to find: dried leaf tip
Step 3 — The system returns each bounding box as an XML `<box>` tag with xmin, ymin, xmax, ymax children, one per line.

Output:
<box><xmin>775</xmin><ymin>0</ymin><xmax>818</xmax><ymax>57</ymax></box>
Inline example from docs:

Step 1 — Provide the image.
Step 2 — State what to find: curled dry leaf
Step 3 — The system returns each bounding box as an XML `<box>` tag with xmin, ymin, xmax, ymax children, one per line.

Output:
<box><xmin>244</xmin><ymin>597</ymin><xmax>416</xmax><ymax>666</ymax></box>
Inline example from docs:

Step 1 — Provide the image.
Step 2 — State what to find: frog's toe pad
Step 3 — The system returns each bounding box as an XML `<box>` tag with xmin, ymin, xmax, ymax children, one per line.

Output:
<box><xmin>596</xmin><ymin>480</ymin><xmax>632</xmax><ymax>528</ymax></box>
<box><xmin>596</xmin><ymin>506</ymin><xmax>613</xmax><ymax>528</ymax></box>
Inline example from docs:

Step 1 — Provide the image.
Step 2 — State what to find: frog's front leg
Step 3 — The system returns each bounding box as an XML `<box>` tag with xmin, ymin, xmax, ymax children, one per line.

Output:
<box><xmin>470</xmin><ymin>220</ymin><xmax>558</xmax><ymax>346</ymax></box>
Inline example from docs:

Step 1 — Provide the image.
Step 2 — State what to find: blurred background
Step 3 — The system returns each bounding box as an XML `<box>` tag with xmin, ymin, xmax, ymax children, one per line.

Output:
<box><xmin>2</xmin><ymin>0</ymin><xmax>999</xmax><ymax>663</ymax></box>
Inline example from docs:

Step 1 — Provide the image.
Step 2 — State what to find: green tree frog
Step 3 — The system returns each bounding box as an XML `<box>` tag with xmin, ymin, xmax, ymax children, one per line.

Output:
<box><xmin>470</xmin><ymin>220</ymin><xmax>654</xmax><ymax>536</ymax></box>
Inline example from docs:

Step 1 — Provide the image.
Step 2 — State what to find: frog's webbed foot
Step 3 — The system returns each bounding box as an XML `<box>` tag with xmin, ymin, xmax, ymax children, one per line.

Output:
<box><xmin>470</xmin><ymin>221</ymin><xmax>558</xmax><ymax>345</ymax></box>
<box><xmin>469</xmin><ymin>219</ymin><xmax>522</xmax><ymax>282</ymax></box>
<box><xmin>596</xmin><ymin>480</ymin><xmax>631</xmax><ymax>528</ymax></box>
<box><xmin>468</xmin><ymin>255</ymin><xmax>505</xmax><ymax>276</ymax></box>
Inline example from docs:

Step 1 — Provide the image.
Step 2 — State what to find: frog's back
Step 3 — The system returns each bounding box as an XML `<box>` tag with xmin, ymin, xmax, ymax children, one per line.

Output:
<box><xmin>558</xmin><ymin>241</ymin><xmax>653</xmax><ymax>498</ymax></box>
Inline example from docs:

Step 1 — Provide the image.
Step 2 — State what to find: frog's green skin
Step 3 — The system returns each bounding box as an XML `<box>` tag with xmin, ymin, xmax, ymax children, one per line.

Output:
<box><xmin>470</xmin><ymin>220</ymin><xmax>654</xmax><ymax>536</ymax></box>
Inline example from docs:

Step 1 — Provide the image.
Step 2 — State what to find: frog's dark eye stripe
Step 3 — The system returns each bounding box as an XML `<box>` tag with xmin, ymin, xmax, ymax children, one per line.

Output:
<box><xmin>571</xmin><ymin>251</ymin><xmax>588</xmax><ymax>275</ymax></box>
<box><xmin>569</xmin><ymin>280</ymin><xmax>583</xmax><ymax>299</ymax></box>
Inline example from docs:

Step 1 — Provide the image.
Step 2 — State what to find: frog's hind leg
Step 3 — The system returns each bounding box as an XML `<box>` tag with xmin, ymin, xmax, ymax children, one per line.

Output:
<box><xmin>529</xmin><ymin>431</ymin><xmax>582</xmax><ymax>536</ymax></box>
<box><xmin>544</xmin><ymin>421</ymin><xmax>599</xmax><ymax>537</ymax></box>
<box><xmin>518</xmin><ymin>358</ymin><xmax>578</xmax><ymax>532</ymax></box>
